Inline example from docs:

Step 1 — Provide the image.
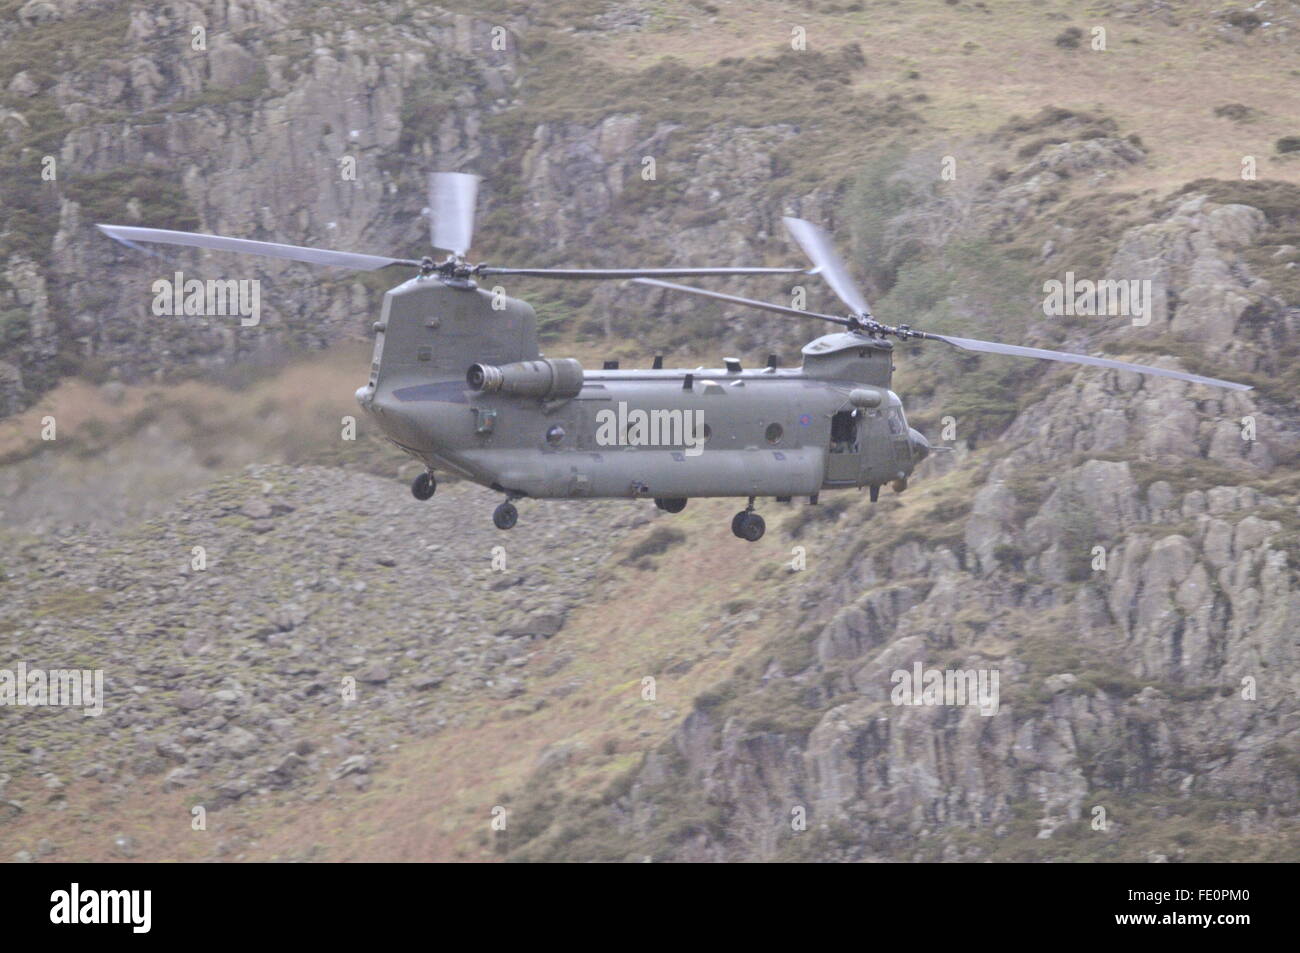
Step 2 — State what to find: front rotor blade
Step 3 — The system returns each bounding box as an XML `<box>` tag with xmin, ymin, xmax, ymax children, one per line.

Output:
<box><xmin>929</xmin><ymin>333</ymin><xmax>1252</xmax><ymax>391</ymax></box>
<box><xmin>782</xmin><ymin>217</ymin><xmax>872</xmax><ymax>318</ymax></box>
<box><xmin>481</xmin><ymin>266</ymin><xmax>805</xmax><ymax>279</ymax></box>
<box><xmin>97</xmin><ymin>225</ymin><xmax>419</xmax><ymax>271</ymax></box>
<box><xmin>430</xmin><ymin>172</ymin><xmax>479</xmax><ymax>257</ymax></box>
<box><xmin>632</xmin><ymin>278</ymin><xmax>851</xmax><ymax>326</ymax></box>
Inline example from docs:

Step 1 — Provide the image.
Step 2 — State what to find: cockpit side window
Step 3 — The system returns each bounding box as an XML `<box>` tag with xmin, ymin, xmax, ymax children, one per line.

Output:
<box><xmin>887</xmin><ymin>408</ymin><xmax>905</xmax><ymax>436</ymax></box>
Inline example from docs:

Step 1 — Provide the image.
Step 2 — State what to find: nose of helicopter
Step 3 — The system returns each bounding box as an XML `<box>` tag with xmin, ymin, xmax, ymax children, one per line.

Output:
<box><xmin>907</xmin><ymin>427</ymin><xmax>930</xmax><ymax>463</ymax></box>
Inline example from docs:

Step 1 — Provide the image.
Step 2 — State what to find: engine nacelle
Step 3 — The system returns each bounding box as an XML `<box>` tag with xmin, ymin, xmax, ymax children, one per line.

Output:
<box><xmin>467</xmin><ymin>358</ymin><xmax>584</xmax><ymax>400</ymax></box>
<box><xmin>848</xmin><ymin>387</ymin><xmax>883</xmax><ymax>408</ymax></box>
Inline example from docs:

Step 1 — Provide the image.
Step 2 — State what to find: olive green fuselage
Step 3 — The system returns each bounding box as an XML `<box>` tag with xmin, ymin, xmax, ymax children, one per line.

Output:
<box><xmin>354</xmin><ymin>277</ymin><xmax>929</xmax><ymax>500</ymax></box>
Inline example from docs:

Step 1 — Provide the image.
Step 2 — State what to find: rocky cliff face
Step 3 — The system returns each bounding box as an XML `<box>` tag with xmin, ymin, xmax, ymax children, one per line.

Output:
<box><xmin>1</xmin><ymin>1</ymin><xmax>1297</xmax><ymax>862</ymax></box>
<box><xmin>3</xmin><ymin>0</ymin><xmax>527</xmax><ymax>406</ymax></box>
<box><xmin>506</xmin><ymin>192</ymin><xmax>1300</xmax><ymax>862</ymax></box>
<box><xmin>1</xmin><ymin>0</ymin><xmax>850</xmax><ymax>413</ymax></box>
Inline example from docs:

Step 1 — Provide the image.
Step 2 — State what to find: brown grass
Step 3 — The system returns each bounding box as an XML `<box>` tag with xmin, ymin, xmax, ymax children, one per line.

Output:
<box><xmin>582</xmin><ymin>0</ymin><xmax>1300</xmax><ymax>194</ymax></box>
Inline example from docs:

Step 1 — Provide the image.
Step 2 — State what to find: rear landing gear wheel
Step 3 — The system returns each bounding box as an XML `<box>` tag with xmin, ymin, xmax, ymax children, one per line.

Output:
<box><xmin>411</xmin><ymin>471</ymin><xmax>435</xmax><ymax>501</ymax></box>
<box><xmin>493</xmin><ymin>501</ymin><xmax>518</xmax><ymax>530</ymax></box>
<box><xmin>655</xmin><ymin>497</ymin><xmax>688</xmax><ymax>513</ymax></box>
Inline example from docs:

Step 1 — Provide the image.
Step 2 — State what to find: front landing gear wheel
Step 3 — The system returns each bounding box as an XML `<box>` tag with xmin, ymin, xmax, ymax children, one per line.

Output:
<box><xmin>493</xmin><ymin>501</ymin><xmax>518</xmax><ymax>530</ymax></box>
<box><xmin>411</xmin><ymin>471</ymin><xmax>435</xmax><ymax>500</ymax></box>
<box><xmin>655</xmin><ymin>497</ymin><xmax>688</xmax><ymax>513</ymax></box>
<box><xmin>731</xmin><ymin>511</ymin><xmax>765</xmax><ymax>541</ymax></box>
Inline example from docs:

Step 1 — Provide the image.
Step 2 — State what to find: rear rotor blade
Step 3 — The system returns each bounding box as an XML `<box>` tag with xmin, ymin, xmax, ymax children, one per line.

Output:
<box><xmin>928</xmin><ymin>333</ymin><xmax>1252</xmax><ymax>391</ymax></box>
<box><xmin>97</xmin><ymin>225</ymin><xmax>419</xmax><ymax>271</ymax></box>
<box><xmin>484</xmin><ymin>265</ymin><xmax>805</xmax><ymax>280</ymax></box>
<box><xmin>430</xmin><ymin>172</ymin><xmax>479</xmax><ymax>257</ymax></box>
<box><xmin>783</xmin><ymin>216</ymin><xmax>872</xmax><ymax>318</ymax></box>
<box><xmin>632</xmin><ymin>278</ymin><xmax>850</xmax><ymax>326</ymax></box>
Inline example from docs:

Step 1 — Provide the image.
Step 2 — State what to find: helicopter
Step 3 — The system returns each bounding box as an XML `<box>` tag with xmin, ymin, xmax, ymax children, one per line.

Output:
<box><xmin>98</xmin><ymin>173</ymin><xmax>1251</xmax><ymax>542</ymax></box>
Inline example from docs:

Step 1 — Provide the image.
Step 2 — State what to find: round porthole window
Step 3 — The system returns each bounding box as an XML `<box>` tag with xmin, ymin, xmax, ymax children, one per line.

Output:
<box><xmin>546</xmin><ymin>425</ymin><xmax>565</xmax><ymax>446</ymax></box>
<box><xmin>765</xmin><ymin>423</ymin><xmax>784</xmax><ymax>445</ymax></box>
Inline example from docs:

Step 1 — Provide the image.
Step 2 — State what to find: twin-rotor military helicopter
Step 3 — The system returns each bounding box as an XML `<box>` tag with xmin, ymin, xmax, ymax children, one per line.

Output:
<box><xmin>99</xmin><ymin>173</ymin><xmax>1250</xmax><ymax>542</ymax></box>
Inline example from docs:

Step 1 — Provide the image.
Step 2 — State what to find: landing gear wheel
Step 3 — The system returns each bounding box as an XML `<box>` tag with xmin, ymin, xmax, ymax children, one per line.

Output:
<box><xmin>493</xmin><ymin>501</ymin><xmax>518</xmax><ymax>530</ymax></box>
<box><xmin>731</xmin><ymin>511</ymin><xmax>765</xmax><ymax>541</ymax></box>
<box><xmin>655</xmin><ymin>497</ymin><xmax>687</xmax><ymax>514</ymax></box>
<box><xmin>411</xmin><ymin>471</ymin><xmax>436</xmax><ymax>501</ymax></box>
<box><xmin>732</xmin><ymin>496</ymin><xmax>762</xmax><ymax>540</ymax></box>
